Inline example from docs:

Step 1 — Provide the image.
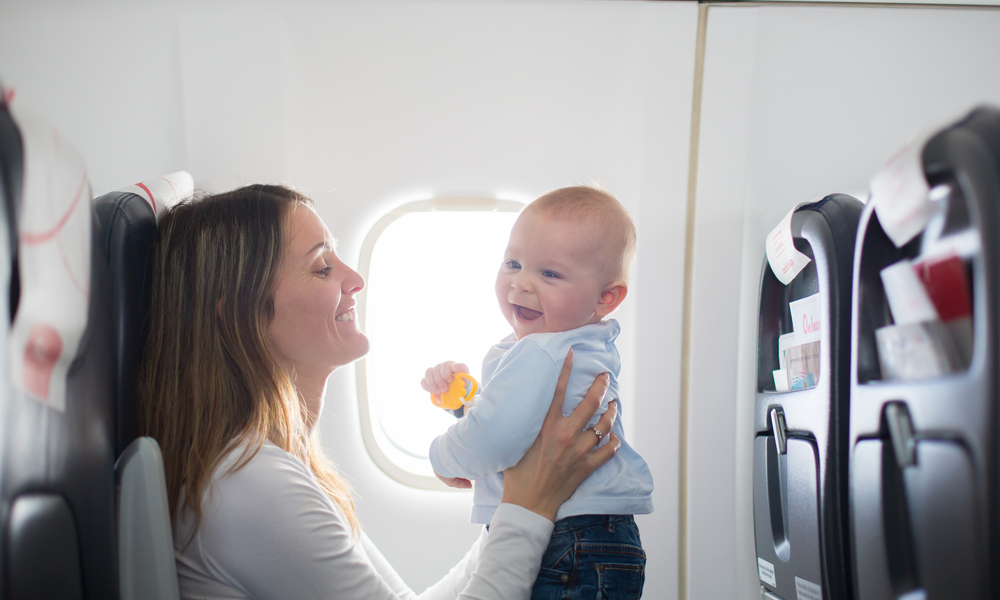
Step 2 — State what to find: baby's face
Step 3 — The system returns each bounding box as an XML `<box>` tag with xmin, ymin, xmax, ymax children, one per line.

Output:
<box><xmin>495</xmin><ymin>209</ymin><xmax>610</xmax><ymax>340</ymax></box>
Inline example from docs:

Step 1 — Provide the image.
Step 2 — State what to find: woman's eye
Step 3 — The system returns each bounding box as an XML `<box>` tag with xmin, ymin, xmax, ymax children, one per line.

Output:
<box><xmin>317</xmin><ymin>266</ymin><xmax>332</xmax><ymax>277</ymax></box>
<box><xmin>505</xmin><ymin>260</ymin><xmax>520</xmax><ymax>270</ymax></box>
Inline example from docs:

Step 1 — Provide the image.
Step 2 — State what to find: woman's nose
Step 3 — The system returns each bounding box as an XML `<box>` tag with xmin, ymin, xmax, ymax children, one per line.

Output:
<box><xmin>343</xmin><ymin>264</ymin><xmax>365</xmax><ymax>294</ymax></box>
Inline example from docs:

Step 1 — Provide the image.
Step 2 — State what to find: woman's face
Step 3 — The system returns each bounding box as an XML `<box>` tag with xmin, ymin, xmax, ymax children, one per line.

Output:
<box><xmin>268</xmin><ymin>204</ymin><xmax>369</xmax><ymax>378</ymax></box>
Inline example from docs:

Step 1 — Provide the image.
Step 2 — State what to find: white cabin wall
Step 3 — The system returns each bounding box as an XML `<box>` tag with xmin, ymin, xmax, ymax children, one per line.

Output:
<box><xmin>7</xmin><ymin>1</ymin><xmax>1000</xmax><ymax>598</ymax></box>
<box><xmin>626</xmin><ymin>9</ymin><xmax>697</xmax><ymax>600</ymax></box>
<box><xmin>0</xmin><ymin>3</ymin><xmax>188</xmax><ymax>196</ymax></box>
<box><xmin>689</xmin><ymin>5</ymin><xmax>1000</xmax><ymax>599</ymax></box>
<box><xmin>0</xmin><ymin>1</ymin><xmax>697</xmax><ymax>595</ymax></box>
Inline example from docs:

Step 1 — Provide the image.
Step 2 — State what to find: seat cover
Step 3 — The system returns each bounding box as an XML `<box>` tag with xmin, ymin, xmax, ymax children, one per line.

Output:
<box><xmin>1</xmin><ymin>92</ymin><xmax>117</xmax><ymax>600</ymax></box>
<box><xmin>6</xmin><ymin>97</ymin><xmax>91</xmax><ymax>411</ymax></box>
<box><xmin>118</xmin><ymin>171</ymin><xmax>192</xmax><ymax>221</ymax></box>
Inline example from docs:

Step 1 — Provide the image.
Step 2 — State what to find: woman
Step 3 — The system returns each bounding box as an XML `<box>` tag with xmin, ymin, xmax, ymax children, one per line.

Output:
<box><xmin>138</xmin><ymin>184</ymin><xmax>621</xmax><ymax>599</ymax></box>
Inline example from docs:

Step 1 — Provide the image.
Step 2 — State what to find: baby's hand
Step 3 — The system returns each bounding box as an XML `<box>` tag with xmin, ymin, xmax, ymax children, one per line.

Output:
<box><xmin>421</xmin><ymin>361</ymin><xmax>470</xmax><ymax>397</ymax></box>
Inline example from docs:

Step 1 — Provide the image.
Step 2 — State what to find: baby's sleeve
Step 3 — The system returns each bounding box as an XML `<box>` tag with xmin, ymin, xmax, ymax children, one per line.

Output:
<box><xmin>429</xmin><ymin>341</ymin><xmax>560</xmax><ymax>480</ymax></box>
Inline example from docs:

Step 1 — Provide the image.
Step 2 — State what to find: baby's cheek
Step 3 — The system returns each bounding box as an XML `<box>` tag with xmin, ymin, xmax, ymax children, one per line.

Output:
<box><xmin>494</xmin><ymin>276</ymin><xmax>507</xmax><ymax>300</ymax></box>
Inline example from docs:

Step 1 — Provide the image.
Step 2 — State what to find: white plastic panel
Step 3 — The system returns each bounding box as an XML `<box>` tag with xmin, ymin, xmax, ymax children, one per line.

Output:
<box><xmin>116</xmin><ymin>438</ymin><xmax>179</xmax><ymax>600</ymax></box>
<box><xmin>691</xmin><ymin>5</ymin><xmax>1000</xmax><ymax>599</ymax></box>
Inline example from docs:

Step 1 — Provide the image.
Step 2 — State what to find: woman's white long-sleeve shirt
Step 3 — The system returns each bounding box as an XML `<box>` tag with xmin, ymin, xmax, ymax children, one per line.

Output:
<box><xmin>174</xmin><ymin>441</ymin><xmax>553</xmax><ymax>600</ymax></box>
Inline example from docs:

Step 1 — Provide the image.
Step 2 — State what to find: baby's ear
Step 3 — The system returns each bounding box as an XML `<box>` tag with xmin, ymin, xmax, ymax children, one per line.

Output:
<box><xmin>595</xmin><ymin>283</ymin><xmax>628</xmax><ymax>318</ymax></box>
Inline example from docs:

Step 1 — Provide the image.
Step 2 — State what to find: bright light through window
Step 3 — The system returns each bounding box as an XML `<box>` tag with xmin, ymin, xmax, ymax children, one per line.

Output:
<box><xmin>358</xmin><ymin>200</ymin><xmax>522</xmax><ymax>486</ymax></box>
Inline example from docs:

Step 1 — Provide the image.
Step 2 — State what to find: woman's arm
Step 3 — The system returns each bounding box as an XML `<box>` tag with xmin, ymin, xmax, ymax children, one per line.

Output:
<box><xmin>356</xmin><ymin>505</ymin><xmax>549</xmax><ymax>600</ymax></box>
<box><xmin>454</xmin><ymin>505</ymin><xmax>552</xmax><ymax>600</ymax></box>
<box><xmin>185</xmin><ymin>351</ymin><xmax>616</xmax><ymax>600</ymax></box>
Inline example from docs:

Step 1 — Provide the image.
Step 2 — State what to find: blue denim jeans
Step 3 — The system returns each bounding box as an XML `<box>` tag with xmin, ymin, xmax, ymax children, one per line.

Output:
<box><xmin>531</xmin><ymin>514</ymin><xmax>646</xmax><ymax>600</ymax></box>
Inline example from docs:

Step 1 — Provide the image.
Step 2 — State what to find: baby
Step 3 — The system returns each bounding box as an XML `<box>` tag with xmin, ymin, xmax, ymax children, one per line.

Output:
<box><xmin>423</xmin><ymin>186</ymin><xmax>654</xmax><ymax>599</ymax></box>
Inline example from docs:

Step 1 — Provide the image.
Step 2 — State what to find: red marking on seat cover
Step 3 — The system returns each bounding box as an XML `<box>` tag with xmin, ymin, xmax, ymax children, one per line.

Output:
<box><xmin>136</xmin><ymin>182</ymin><xmax>156</xmax><ymax>213</ymax></box>
<box><xmin>158</xmin><ymin>176</ymin><xmax>178</xmax><ymax>196</ymax></box>
<box><xmin>58</xmin><ymin>233</ymin><xmax>87</xmax><ymax>296</ymax></box>
<box><xmin>24</xmin><ymin>323</ymin><xmax>62</xmax><ymax>400</ymax></box>
<box><xmin>3</xmin><ymin>88</ymin><xmax>14</xmax><ymax>104</ymax></box>
<box><xmin>21</xmin><ymin>171</ymin><xmax>88</xmax><ymax>245</ymax></box>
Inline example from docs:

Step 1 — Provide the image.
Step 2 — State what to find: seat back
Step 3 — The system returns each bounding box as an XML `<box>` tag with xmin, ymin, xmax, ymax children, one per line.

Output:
<box><xmin>96</xmin><ymin>174</ymin><xmax>190</xmax><ymax>600</ymax></box>
<box><xmin>752</xmin><ymin>194</ymin><xmax>863</xmax><ymax>600</ymax></box>
<box><xmin>0</xmin><ymin>93</ymin><xmax>116</xmax><ymax>600</ymax></box>
<box><xmin>849</xmin><ymin>106</ymin><xmax>1000</xmax><ymax>600</ymax></box>
<box><xmin>94</xmin><ymin>172</ymin><xmax>192</xmax><ymax>455</ymax></box>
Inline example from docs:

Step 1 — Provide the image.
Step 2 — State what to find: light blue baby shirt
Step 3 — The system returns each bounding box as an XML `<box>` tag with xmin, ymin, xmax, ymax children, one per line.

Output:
<box><xmin>429</xmin><ymin>319</ymin><xmax>654</xmax><ymax>524</ymax></box>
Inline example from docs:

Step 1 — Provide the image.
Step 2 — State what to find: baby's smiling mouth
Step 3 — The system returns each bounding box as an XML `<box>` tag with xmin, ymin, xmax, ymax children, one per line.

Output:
<box><xmin>514</xmin><ymin>305</ymin><xmax>542</xmax><ymax>321</ymax></box>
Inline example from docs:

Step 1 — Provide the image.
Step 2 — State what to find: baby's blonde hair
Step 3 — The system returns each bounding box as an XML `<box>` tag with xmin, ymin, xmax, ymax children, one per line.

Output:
<box><xmin>528</xmin><ymin>185</ymin><xmax>636</xmax><ymax>283</ymax></box>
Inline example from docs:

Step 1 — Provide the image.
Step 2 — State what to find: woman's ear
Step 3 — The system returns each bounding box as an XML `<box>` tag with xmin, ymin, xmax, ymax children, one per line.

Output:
<box><xmin>595</xmin><ymin>283</ymin><xmax>628</xmax><ymax>319</ymax></box>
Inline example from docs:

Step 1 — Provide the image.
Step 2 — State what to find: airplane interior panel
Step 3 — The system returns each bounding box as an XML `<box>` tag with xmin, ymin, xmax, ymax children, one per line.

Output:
<box><xmin>1</xmin><ymin>1</ymin><xmax>999</xmax><ymax>599</ymax></box>
<box><xmin>693</xmin><ymin>7</ymin><xmax>1000</xmax><ymax>598</ymax></box>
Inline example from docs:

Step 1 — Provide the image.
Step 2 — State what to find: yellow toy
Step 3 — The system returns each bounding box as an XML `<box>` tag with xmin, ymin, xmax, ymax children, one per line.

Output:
<box><xmin>431</xmin><ymin>373</ymin><xmax>479</xmax><ymax>410</ymax></box>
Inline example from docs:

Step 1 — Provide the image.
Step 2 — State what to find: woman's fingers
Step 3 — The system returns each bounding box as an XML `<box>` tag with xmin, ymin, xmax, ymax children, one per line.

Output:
<box><xmin>587</xmin><ymin>433</ymin><xmax>621</xmax><ymax>471</ymax></box>
<box><xmin>544</xmin><ymin>349</ymin><xmax>574</xmax><ymax>424</ymax></box>
<box><xmin>566</xmin><ymin>370</ymin><xmax>610</xmax><ymax>433</ymax></box>
<box><xmin>588</xmin><ymin>399</ymin><xmax>618</xmax><ymax>445</ymax></box>
<box><xmin>584</xmin><ymin>402</ymin><xmax>620</xmax><ymax>467</ymax></box>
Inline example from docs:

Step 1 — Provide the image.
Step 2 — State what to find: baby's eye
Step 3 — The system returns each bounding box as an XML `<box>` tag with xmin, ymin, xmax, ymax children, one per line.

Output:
<box><xmin>505</xmin><ymin>260</ymin><xmax>521</xmax><ymax>270</ymax></box>
<box><xmin>542</xmin><ymin>270</ymin><xmax>560</xmax><ymax>279</ymax></box>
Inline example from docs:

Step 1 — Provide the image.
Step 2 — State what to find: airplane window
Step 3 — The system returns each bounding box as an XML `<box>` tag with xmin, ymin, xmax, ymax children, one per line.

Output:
<box><xmin>357</xmin><ymin>199</ymin><xmax>523</xmax><ymax>489</ymax></box>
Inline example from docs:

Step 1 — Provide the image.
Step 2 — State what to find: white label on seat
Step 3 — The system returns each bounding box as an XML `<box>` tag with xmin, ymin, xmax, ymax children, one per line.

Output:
<box><xmin>795</xmin><ymin>576</ymin><xmax>822</xmax><ymax>600</ymax></box>
<box><xmin>757</xmin><ymin>557</ymin><xmax>776</xmax><ymax>587</ymax></box>
<box><xmin>789</xmin><ymin>293</ymin><xmax>822</xmax><ymax>344</ymax></box>
<box><xmin>870</xmin><ymin>129</ymin><xmax>935</xmax><ymax>248</ymax></box>
<box><xmin>766</xmin><ymin>205</ymin><xmax>811</xmax><ymax>285</ymax></box>
<box><xmin>870</xmin><ymin>114</ymin><xmax>963</xmax><ymax>249</ymax></box>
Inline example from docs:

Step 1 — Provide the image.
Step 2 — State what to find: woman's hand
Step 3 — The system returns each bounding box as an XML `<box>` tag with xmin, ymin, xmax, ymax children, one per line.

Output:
<box><xmin>434</xmin><ymin>471</ymin><xmax>472</xmax><ymax>489</ymax></box>
<box><xmin>500</xmin><ymin>349</ymin><xmax>620</xmax><ymax>521</ymax></box>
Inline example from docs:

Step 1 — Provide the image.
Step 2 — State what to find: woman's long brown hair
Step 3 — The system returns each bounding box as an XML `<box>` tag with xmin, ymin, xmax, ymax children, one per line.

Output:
<box><xmin>138</xmin><ymin>184</ymin><xmax>359</xmax><ymax>538</ymax></box>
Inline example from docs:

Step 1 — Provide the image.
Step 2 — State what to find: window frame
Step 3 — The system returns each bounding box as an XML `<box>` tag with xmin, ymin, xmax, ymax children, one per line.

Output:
<box><xmin>355</xmin><ymin>197</ymin><xmax>525</xmax><ymax>490</ymax></box>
